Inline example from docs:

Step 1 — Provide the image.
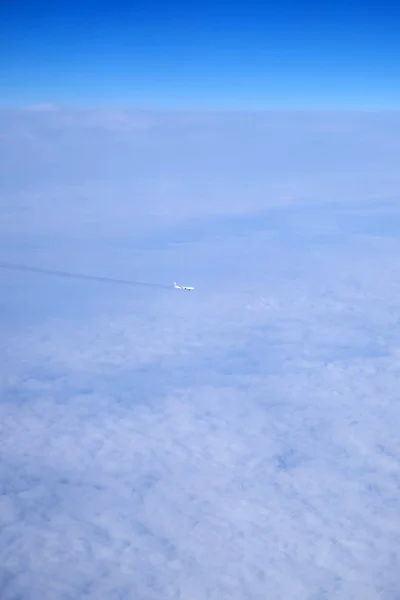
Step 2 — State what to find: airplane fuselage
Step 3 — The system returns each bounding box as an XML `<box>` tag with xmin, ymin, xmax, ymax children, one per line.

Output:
<box><xmin>174</xmin><ymin>282</ymin><xmax>194</xmax><ymax>291</ymax></box>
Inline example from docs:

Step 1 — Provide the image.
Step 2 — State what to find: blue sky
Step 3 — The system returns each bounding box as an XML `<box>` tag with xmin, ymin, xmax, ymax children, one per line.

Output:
<box><xmin>1</xmin><ymin>108</ymin><xmax>400</xmax><ymax>598</ymax></box>
<box><xmin>0</xmin><ymin>0</ymin><xmax>399</xmax><ymax>108</ymax></box>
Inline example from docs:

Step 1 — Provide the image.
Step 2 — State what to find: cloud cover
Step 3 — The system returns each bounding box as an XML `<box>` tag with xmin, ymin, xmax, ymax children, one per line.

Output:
<box><xmin>1</xmin><ymin>109</ymin><xmax>400</xmax><ymax>599</ymax></box>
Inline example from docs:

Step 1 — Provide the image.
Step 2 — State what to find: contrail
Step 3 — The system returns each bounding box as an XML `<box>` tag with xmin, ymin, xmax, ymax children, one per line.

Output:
<box><xmin>0</xmin><ymin>261</ymin><xmax>171</xmax><ymax>290</ymax></box>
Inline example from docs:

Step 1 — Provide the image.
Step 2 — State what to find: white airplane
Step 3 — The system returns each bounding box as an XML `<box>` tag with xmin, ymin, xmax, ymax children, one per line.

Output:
<box><xmin>174</xmin><ymin>281</ymin><xmax>194</xmax><ymax>291</ymax></box>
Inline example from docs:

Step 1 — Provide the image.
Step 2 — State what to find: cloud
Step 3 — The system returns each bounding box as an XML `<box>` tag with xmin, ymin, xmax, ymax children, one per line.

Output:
<box><xmin>1</xmin><ymin>109</ymin><xmax>400</xmax><ymax>209</ymax></box>
<box><xmin>1</xmin><ymin>109</ymin><xmax>400</xmax><ymax>599</ymax></box>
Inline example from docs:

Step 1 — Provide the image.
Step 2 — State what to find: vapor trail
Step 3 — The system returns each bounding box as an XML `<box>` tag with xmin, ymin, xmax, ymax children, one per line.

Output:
<box><xmin>0</xmin><ymin>262</ymin><xmax>171</xmax><ymax>290</ymax></box>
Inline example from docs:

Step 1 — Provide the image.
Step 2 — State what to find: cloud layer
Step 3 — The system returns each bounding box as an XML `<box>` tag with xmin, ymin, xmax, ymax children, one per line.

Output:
<box><xmin>1</xmin><ymin>109</ymin><xmax>400</xmax><ymax>599</ymax></box>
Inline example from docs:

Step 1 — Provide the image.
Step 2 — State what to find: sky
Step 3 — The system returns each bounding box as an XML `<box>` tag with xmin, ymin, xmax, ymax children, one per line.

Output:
<box><xmin>0</xmin><ymin>0</ymin><xmax>400</xmax><ymax>108</ymax></box>
<box><xmin>1</xmin><ymin>107</ymin><xmax>400</xmax><ymax>599</ymax></box>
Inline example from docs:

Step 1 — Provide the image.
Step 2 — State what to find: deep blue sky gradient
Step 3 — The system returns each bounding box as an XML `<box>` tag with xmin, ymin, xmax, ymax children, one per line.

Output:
<box><xmin>1</xmin><ymin>0</ymin><xmax>399</xmax><ymax>108</ymax></box>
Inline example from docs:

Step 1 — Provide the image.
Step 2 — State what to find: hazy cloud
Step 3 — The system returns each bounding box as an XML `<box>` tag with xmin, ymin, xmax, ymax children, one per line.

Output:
<box><xmin>1</xmin><ymin>109</ymin><xmax>400</xmax><ymax>599</ymax></box>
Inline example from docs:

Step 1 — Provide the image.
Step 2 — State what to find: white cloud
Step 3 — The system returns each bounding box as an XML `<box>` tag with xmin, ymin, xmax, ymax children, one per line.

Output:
<box><xmin>1</xmin><ymin>109</ymin><xmax>400</xmax><ymax>599</ymax></box>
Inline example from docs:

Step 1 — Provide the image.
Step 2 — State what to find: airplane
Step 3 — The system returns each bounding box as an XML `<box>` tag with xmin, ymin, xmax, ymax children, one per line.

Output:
<box><xmin>174</xmin><ymin>281</ymin><xmax>194</xmax><ymax>291</ymax></box>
